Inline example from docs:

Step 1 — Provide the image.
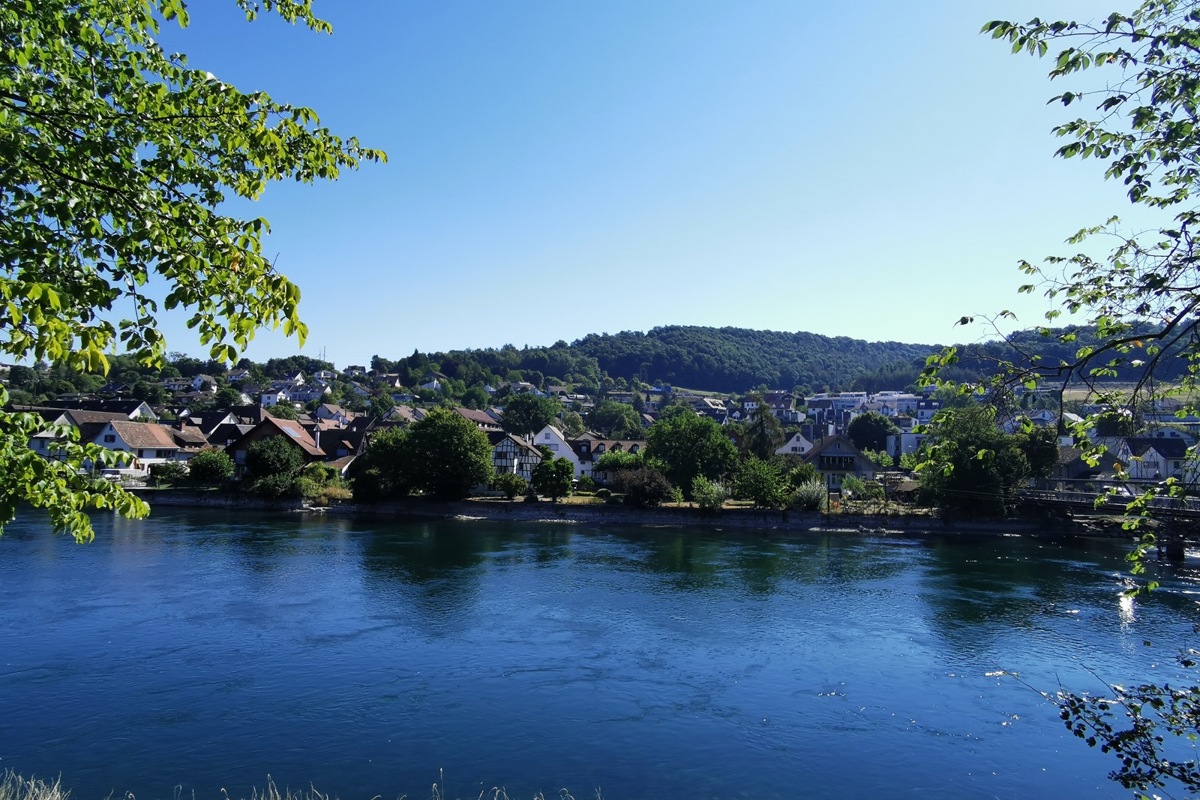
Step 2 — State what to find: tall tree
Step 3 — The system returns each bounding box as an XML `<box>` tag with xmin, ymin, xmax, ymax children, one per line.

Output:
<box><xmin>0</xmin><ymin>0</ymin><xmax>383</xmax><ymax>540</ymax></box>
<box><xmin>847</xmin><ymin>412</ymin><xmax>900</xmax><ymax>454</ymax></box>
<box><xmin>645</xmin><ymin>413</ymin><xmax>738</xmax><ymax>499</ymax></box>
<box><xmin>500</xmin><ymin>393</ymin><xmax>560</xmax><ymax>437</ymax></box>
<box><xmin>399</xmin><ymin>407</ymin><xmax>493</xmax><ymax>501</ymax></box>
<box><xmin>744</xmin><ymin>403</ymin><xmax>785</xmax><ymax>460</ymax></box>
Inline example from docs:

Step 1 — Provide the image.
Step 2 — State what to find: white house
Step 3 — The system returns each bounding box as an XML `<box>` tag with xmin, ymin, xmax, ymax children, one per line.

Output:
<box><xmin>775</xmin><ymin>432</ymin><xmax>814</xmax><ymax>458</ymax></box>
<box><xmin>92</xmin><ymin>420</ymin><xmax>181</xmax><ymax>474</ymax></box>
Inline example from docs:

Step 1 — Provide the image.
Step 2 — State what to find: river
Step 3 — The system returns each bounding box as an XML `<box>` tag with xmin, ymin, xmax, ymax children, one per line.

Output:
<box><xmin>0</xmin><ymin>509</ymin><xmax>1196</xmax><ymax>799</ymax></box>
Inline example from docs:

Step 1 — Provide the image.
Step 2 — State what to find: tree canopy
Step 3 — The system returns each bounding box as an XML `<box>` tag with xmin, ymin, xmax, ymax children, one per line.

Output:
<box><xmin>645</xmin><ymin>412</ymin><xmax>737</xmax><ymax>499</ymax></box>
<box><xmin>0</xmin><ymin>0</ymin><xmax>382</xmax><ymax>540</ymax></box>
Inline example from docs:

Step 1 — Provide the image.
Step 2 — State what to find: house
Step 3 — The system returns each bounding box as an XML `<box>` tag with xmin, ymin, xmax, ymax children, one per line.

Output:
<box><xmin>804</xmin><ymin>435</ymin><xmax>875</xmax><ymax>489</ymax></box>
<box><xmin>224</xmin><ymin>416</ymin><xmax>325</xmax><ymax>470</ymax></box>
<box><xmin>915</xmin><ymin>400</ymin><xmax>942</xmax><ymax>426</ymax></box>
<box><xmin>48</xmin><ymin>398</ymin><xmax>158</xmax><ymax>421</ymax></box>
<box><xmin>259</xmin><ymin>388</ymin><xmax>289</xmax><ymax>408</ymax></box>
<box><xmin>1118</xmin><ymin>436</ymin><xmax>1193</xmax><ymax>481</ymax></box>
<box><xmin>775</xmin><ymin>432</ymin><xmax>814</xmax><ymax>458</ymax></box>
<box><xmin>454</xmin><ymin>407</ymin><xmax>503</xmax><ymax>432</ymax></box>
<box><xmin>533</xmin><ymin>425</ymin><xmax>589</xmax><ymax>477</ymax></box>
<box><xmin>92</xmin><ymin>420</ymin><xmax>181</xmax><ymax>473</ymax></box>
<box><xmin>191</xmin><ymin>374</ymin><xmax>218</xmax><ymax>393</ymax></box>
<box><xmin>315</xmin><ymin>403</ymin><xmax>356</xmax><ymax>426</ymax></box>
<box><xmin>24</xmin><ymin>408</ymin><xmax>130</xmax><ymax>461</ymax></box>
<box><xmin>885</xmin><ymin>432</ymin><xmax>926</xmax><ymax>462</ymax></box>
<box><xmin>488</xmin><ymin>431</ymin><xmax>544</xmax><ymax>481</ymax></box>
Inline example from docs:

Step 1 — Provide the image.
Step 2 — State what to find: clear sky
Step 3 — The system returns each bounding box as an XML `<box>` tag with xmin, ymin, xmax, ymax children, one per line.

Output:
<box><xmin>153</xmin><ymin>0</ymin><xmax>1142</xmax><ymax>368</ymax></box>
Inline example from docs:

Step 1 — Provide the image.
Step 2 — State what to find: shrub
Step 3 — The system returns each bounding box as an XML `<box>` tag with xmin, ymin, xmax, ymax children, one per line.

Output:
<box><xmin>312</xmin><ymin>485</ymin><xmax>353</xmax><ymax>506</ymax></box>
<box><xmin>251</xmin><ymin>472</ymin><xmax>302</xmax><ymax>499</ymax></box>
<box><xmin>187</xmin><ymin>449</ymin><xmax>234</xmax><ymax>485</ymax></box>
<box><xmin>493</xmin><ymin>473</ymin><xmax>528</xmax><ymax>500</ymax></box>
<box><xmin>612</xmin><ymin>467</ymin><xmax>674</xmax><ymax>508</ymax></box>
<box><xmin>576</xmin><ymin>475</ymin><xmax>597</xmax><ymax>493</ymax></box>
<box><xmin>790</xmin><ymin>480</ymin><xmax>826</xmax><ymax>511</ymax></box>
<box><xmin>595</xmin><ymin>487</ymin><xmax>611</xmax><ymax>501</ymax></box>
<box><xmin>691</xmin><ymin>475</ymin><xmax>728</xmax><ymax>513</ymax></box>
<box><xmin>148</xmin><ymin>461</ymin><xmax>188</xmax><ymax>487</ymax></box>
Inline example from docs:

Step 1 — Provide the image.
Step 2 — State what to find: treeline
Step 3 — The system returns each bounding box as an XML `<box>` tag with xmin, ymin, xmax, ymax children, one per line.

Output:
<box><xmin>4</xmin><ymin>325</ymin><xmax>1162</xmax><ymax>407</ymax></box>
<box><xmin>371</xmin><ymin>326</ymin><xmax>939</xmax><ymax>395</ymax></box>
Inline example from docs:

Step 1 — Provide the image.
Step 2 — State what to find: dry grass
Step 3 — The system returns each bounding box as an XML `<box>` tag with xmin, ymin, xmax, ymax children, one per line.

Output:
<box><xmin>0</xmin><ymin>773</ymin><xmax>70</xmax><ymax>800</ymax></box>
<box><xmin>0</xmin><ymin>774</ymin><xmax>601</xmax><ymax>800</ymax></box>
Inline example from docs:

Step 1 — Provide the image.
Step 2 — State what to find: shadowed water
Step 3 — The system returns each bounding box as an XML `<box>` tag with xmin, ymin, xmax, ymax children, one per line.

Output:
<box><xmin>0</xmin><ymin>509</ymin><xmax>1196</xmax><ymax>799</ymax></box>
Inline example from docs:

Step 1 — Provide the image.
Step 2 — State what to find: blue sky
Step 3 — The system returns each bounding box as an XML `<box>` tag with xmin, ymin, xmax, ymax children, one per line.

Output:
<box><xmin>155</xmin><ymin>0</ymin><xmax>1139</xmax><ymax>368</ymax></box>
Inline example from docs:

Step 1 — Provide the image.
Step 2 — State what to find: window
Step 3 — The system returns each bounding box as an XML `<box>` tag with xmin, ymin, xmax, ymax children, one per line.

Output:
<box><xmin>544</xmin><ymin>433</ymin><xmax>552</xmax><ymax>440</ymax></box>
<box><xmin>103</xmin><ymin>434</ymin><xmax>116</xmax><ymax>443</ymax></box>
<box><xmin>549</xmin><ymin>444</ymin><xmax>558</xmax><ymax>451</ymax></box>
<box><xmin>157</xmin><ymin>450</ymin><xmax>173</xmax><ymax>458</ymax></box>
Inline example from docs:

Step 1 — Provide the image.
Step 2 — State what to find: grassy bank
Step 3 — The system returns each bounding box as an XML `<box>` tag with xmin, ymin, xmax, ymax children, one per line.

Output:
<box><xmin>0</xmin><ymin>773</ymin><xmax>601</xmax><ymax>800</ymax></box>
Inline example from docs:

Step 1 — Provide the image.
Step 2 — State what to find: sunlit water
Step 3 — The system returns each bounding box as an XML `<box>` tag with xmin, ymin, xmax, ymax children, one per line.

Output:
<box><xmin>1</xmin><ymin>509</ymin><xmax>1197</xmax><ymax>799</ymax></box>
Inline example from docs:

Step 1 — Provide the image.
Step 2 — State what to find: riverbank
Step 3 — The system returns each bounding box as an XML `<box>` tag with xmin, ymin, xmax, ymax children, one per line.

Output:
<box><xmin>134</xmin><ymin>488</ymin><xmax>1137</xmax><ymax>539</ymax></box>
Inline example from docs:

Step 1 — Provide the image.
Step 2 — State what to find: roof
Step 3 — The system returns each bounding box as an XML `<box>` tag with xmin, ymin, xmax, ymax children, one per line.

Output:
<box><xmin>1127</xmin><ymin>436</ymin><xmax>1191</xmax><ymax>460</ymax></box>
<box><xmin>261</xmin><ymin>417</ymin><xmax>325</xmax><ymax>458</ymax></box>
<box><xmin>108</xmin><ymin>421</ymin><xmax>178</xmax><ymax>449</ymax></box>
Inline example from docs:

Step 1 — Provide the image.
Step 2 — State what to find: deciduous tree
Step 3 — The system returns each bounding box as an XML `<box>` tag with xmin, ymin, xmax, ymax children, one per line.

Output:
<box><xmin>0</xmin><ymin>0</ymin><xmax>383</xmax><ymax>540</ymax></box>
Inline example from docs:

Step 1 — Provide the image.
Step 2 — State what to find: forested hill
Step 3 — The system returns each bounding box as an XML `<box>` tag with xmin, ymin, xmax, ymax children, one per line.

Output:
<box><xmin>569</xmin><ymin>326</ymin><xmax>935</xmax><ymax>393</ymax></box>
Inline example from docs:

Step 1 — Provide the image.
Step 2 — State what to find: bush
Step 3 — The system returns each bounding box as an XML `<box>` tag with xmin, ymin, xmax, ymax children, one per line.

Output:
<box><xmin>312</xmin><ymin>485</ymin><xmax>353</xmax><ymax>506</ymax></box>
<box><xmin>790</xmin><ymin>480</ymin><xmax>826</xmax><ymax>511</ymax></box>
<box><xmin>595</xmin><ymin>487</ymin><xmax>611</xmax><ymax>501</ymax></box>
<box><xmin>187</xmin><ymin>449</ymin><xmax>234</xmax><ymax>485</ymax></box>
<box><xmin>493</xmin><ymin>473</ymin><xmax>528</xmax><ymax>500</ymax></box>
<box><xmin>576</xmin><ymin>475</ymin><xmax>597</xmax><ymax>493</ymax></box>
<box><xmin>691</xmin><ymin>475</ymin><xmax>727</xmax><ymax>513</ymax></box>
<box><xmin>250</xmin><ymin>472</ymin><xmax>302</xmax><ymax>499</ymax></box>
<box><xmin>148</xmin><ymin>461</ymin><xmax>188</xmax><ymax>487</ymax></box>
<box><xmin>612</xmin><ymin>467</ymin><xmax>674</xmax><ymax>508</ymax></box>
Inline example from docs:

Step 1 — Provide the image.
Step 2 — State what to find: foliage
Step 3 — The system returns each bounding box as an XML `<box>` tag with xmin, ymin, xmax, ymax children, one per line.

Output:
<box><xmin>148</xmin><ymin>460</ymin><xmax>187</xmax><ymax>487</ymax></box>
<box><xmin>743</xmin><ymin>402</ymin><xmax>785</xmax><ymax>460</ymax></box>
<box><xmin>732</xmin><ymin>457</ymin><xmax>788</xmax><ymax>509</ymax></box>
<box><xmin>573</xmin><ymin>326</ymin><xmax>934</xmax><ymax>393</ymax></box>
<box><xmin>645</xmin><ymin>412</ymin><xmax>738</xmax><ymax>500</ymax></box>
<box><xmin>787</xmin><ymin>462</ymin><xmax>819</xmax><ymax>488</ymax></box>
<box><xmin>296</xmin><ymin>462</ymin><xmax>348</xmax><ymax>505</ymax></box>
<box><xmin>789</xmin><ymin>480</ymin><xmax>827</xmax><ymax>511</ymax></box>
<box><xmin>268</xmin><ymin>404</ymin><xmax>299</xmax><ymax>421</ymax></box>
<box><xmin>245</xmin><ymin>435</ymin><xmax>305</xmax><ymax>496</ymax></box>
<box><xmin>1056</xmin><ymin>648</ymin><xmax>1200</xmax><ymax>797</ymax></box>
<box><xmin>187</xmin><ymin>449</ymin><xmax>234</xmax><ymax>485</ymax></box>
<box><xmin>500</xmin><ymin>394</ymin><xmax>560</xmax><ymax>437</ymax></box>
<box><xmin>610</xmin><ymin>466</ymin><xmax>674</xmax><ymax>508</ymax></box>
<box><xmin>559</xmin><ymin>410</ymin><xmax>587</xmax><ymax>437</ymax></box>
<box><xmin>983</xmin><ymin>6</ymin><xmax>1200</xmax><ymax>793</ymax></box>
<box><xmin>916</xmin><ymin>405</ymin><xmax>1040</xmax><ymax>516</ymax></box>
<box><xmin>586</xmin><ymin>400</ymin><xmax>643</xmax><ymax>439</ymax></box>
<box><xmin>0</xmin><ymin>0</ymin><xmax>381</xmax><ymax>539</ymax></box>
<box><xmin>593</xmin><ymin>449</ymin><xmax>644</xmax><ymax>474</ymax></box>
<box><xmin>862</xmin><ymin>449</ymin><xmax>895</xmax><ymax>469</ymax></box>
<box><xmin>350</xmin><ymin>426</ymin><xmax>411</xmax><ymax>503</ymax></box>
<box><xmin>492</xmin><ymin>472</ymin><xmax>528</xmax><ymax>500</ymax></box>
<box><xmin>531</xmin><ymin>457</ymin><xmax>574</xmax><ymax>501</ymax></box>
<box><xmin>841</xmin><ymin>474</ymin><xmax>885</xmax><ymax>502</ymax></box>
<box><xmin>690</xmin><ymin>475</ymin><xmax>728</xmax><ymax>513</ymax></box>
<box><xmin>576</xmin><ymin>474</ymin><xmax>597</xmax><ymax>493</ymax></box>
<box><xmin>847</xmin><ymin>412</ymin><xmax>900</xmax><ymax>453</ymax></box>
<box><xmin>245</xmin><ymin>435</ymin><xmax>305</xmax><ymax>483</ymax></box>
<box><xmin>397</xmin><ymin>407</ymin><xmax>493</xmax><ymax>501</ymax></box>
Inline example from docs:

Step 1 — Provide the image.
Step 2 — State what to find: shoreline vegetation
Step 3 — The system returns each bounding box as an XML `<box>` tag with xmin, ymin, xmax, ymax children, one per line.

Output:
<box><xmin>0</xmin><ymin>772</ymin><xmax>600</xmax><ymax>800</ymax></box>
<box><xmin>131</xmin><ymin>487</ymin><xmax>1147</xmax><ymax>541</ymax></box>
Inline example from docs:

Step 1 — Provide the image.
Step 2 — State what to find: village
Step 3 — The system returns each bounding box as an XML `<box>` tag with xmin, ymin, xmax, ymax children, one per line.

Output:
<box><xmin>5</xmin><ymin>358</ymin><xmax>1198</xmax><ymax>510</ymax></box>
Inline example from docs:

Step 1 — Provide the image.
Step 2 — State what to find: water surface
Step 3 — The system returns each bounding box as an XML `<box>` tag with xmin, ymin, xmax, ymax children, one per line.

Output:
<box><xmin>0</xmin><ymin>509</ymin><xmax>1196</xmax><ymax>799</ymax></box>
